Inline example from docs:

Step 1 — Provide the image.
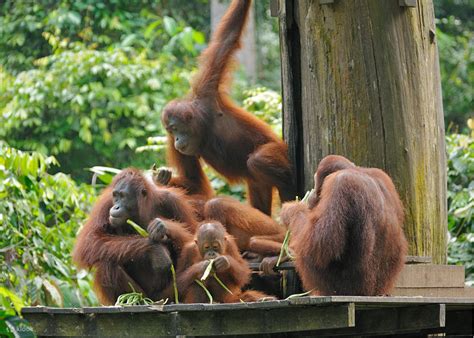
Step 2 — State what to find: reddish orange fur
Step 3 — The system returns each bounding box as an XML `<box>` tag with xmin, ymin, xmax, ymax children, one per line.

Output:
<box><xmin>161</xmin><ymin>0</ymin><xmax>295</xmax><ymax>215</ymax></box>
<box><xmin>72</xmin><ymin>168</ymin><xmax>196</xmax><ymax>304</ymax></box>
<box><xmin>167</xmin><ymin>222</ymin><xmax>270</xmax><ymax>303</ymax></box>
<box><xmin>203</xmin><ymin>196</ymin><xmax>286</xmax><ymax>253</ymax></box>
<box><xmin>283</xmin><ymin>155</ymin><xmax>408</xmax><ymax>296</ymax></box>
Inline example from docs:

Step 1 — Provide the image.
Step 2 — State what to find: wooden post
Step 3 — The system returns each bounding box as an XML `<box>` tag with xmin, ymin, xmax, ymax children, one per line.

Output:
<box><xmin>278</xmin><ymin>1</ymin><xmax>447</xmax><ymax>262</ymax></box>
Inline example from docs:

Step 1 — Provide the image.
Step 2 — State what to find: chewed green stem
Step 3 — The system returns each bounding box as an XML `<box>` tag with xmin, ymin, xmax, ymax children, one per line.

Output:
<box><xmin>301</xmin><ymin>189</ymin><xmax>315</xmax><ymax>203</ymax></box>
<box><xmin>285</xmin><ymin>289</ymin><xmax>314</xmax><ymax>300</ymax></box>
<box><xmin>200</xmin><ymin>259</ymin><xmax>214</xmax><ymax>281</ymax></box>
<box><xmin>170</xmin><ymin>263</ymin><xmax>179</xmax><ymax>304</ymax></box>
<box><xmin>276</xmin><ymin>230</ymin><xmax>292</xmax><ymax>267</ymax></box>
<box><xmin>212</xmin><ymin>273</ymin><xmax>244</xmax><ymax>303</ymax></box>
<box><xmin>127</xmin><ymin>219</ymin><xmax>148</xmax><ymax>237</ymax></box>
<box><xmin>195</xmin><ymin>279</ymin><xmax>213</xmax><ymax>304</ymax></box>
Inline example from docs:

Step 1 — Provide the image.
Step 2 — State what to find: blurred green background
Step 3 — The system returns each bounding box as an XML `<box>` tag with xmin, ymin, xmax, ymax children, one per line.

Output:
<box><xmin>0</xmin><ymin>0</ymin><xmax>472</xmax><ymax>310</ymax></box>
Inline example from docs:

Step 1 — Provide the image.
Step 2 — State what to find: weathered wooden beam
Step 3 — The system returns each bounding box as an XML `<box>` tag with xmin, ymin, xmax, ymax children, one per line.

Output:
<box><xmin>287</xmin><ymin>295</ymin><xmax>474</xmax><ymax>306</ymax></box>
<box><xmin>22</xmin><ymin>302</ymin><xmax>355</xmax><ymax>337</ymax></box>
<box><xmin>405</xmin><ymin>255</ymin><xmax>432</xmax><ymax>264</ymax></box>
<box><xmin>399</xmin><ymin>0</ymin><xmax>417</xmax><ymax>7</ymax></box>
<box><xmin>248</xmin><ymin>256</ymin><xmax>432</xmax><ymax>271</ymax></box>
<box><xmin>446</xmin><ymin>308</ymin><xmax>474</xmax><ymax>335</ymax></box>
<box><xmin>393</xmin><ymin>287</ymin><xmax>474</xmax><ymax>298</ymax></box>
<box><xmin>175</xmin><ymin>303</ymin><xmax>354</xmax><ymax>336</ymax></box>
<box><xmin>270</xmin><ymin>0</ymin><xmax>280</xmax><ymax>17</ymax></box>
<box><xmin>305</xmin><ymin>304</ymin><xmax>445</xmax><ymax>336</ymax></box>
<box><xmin>21</xmin><ymin>298</ymin><xmax>474</xmax><ymax>337</ymax></box>
<box><xmin>395</xmin><ymin>264</ymin><xmax>465</xmax><ymax>288</ymax></box>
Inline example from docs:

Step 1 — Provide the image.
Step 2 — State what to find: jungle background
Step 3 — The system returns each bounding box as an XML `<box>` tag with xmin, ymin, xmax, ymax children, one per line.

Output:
<box><xmin>0</xmin><ymin>0</ymin><xmax>472</xmax><ymax>310</ymax></box>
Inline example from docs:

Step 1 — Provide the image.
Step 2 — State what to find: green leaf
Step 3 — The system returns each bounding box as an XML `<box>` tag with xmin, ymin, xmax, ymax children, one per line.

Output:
<box><xmin>200</xmin><ymin>259</ymin><xmax>214</xmax><ymax>281</ymax></box>
<box><xmin>192</xmin><ymin>31</ymin><xmax>205</xmax><ymax>44</ymax></box>
<box><xmin>126</xmin><ymin>219</ymin><xmax>148</xmax><ymax>237</ymax></box>
<box><xmin>0</xmin><ymin>287</ymin><xmax>24</xmax><ymax>315</ymax></box>
<box><xmin>180</xmin><ymin>28</ymin><xmax>194</xmax><ymax>52</ymax></box>
<box><xmin>144</xmin><ymin>20</ymin><xmax>161</xmax><ymax>39</ymax></box>
<box><xmin>163</xmin><ymin>16</ymin><xmax>177</xmax><ymax>36</ymax></box>
<box><xmin>67</xmin><ymin>11</ymin><xmax>81</xmax><ymax>26</ymax></box>
<box><xmin>42</xmin><ymin>279</ymin><xmax>63</xmax><ymax>307</ymax></box>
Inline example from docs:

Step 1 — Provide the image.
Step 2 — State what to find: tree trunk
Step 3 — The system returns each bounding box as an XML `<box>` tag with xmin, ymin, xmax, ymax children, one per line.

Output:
<box><xmin>210</xmin><ymin>0</ymin><xmax>257</xmax><ymax>83</ymax></box>
<box><xmin>279</xmin><ymin>0</ymin><xmax>447</xmax><ymax>263</ymax></box>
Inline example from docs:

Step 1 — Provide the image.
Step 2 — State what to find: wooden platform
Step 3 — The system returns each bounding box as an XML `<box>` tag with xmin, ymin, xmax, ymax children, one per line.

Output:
<box><xmin>22</xmin><ymin>296</ymin><xmax>473</xmax><ymax>337</ymax></box>
<box><xmin>249</xmin><ymin>258</ymin><xmax>474</xmax><ymax>298</ymax></box>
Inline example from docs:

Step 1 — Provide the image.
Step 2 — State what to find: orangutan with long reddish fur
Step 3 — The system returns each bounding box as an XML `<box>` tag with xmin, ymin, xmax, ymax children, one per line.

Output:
<box><xmin>253</xmin><ymin>155</ymin><xmax>408</xmax><ymax>296</ymax></box>
<box><xmin>156</xmin><ymin>0</ymin><xmax>295</xmax><ymax>215</ymax></box>
<box><xmin>73</xmin><ymin>168</ymin><xmax>195</xmax><ymax>304</ymax></box>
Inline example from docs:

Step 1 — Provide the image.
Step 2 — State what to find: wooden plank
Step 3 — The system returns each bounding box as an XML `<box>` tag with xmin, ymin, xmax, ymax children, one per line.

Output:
<box><xmin>353</xmin><ymin>304</ymin><xmax>445</xmax><ymax>335</ymax></box>
<box><xmin>21</xmin><ymin>312</ymin><xmax>176</xmax><ymax>337</ymax></box>
<box><xmin>22</xmin><ymin>300</ymin><xmax>295</xmax><ymax>315</ymax></box>
<box><xmin>23</xmin><ymin>296</ymin><xmax>474</xmax><ymax>315</ymax></box>
<box><xmin>288</xmin><ymin>296</ymin><xmax>474</xmax><ymax>306</ymax></box>
<box><xmin>446</xmin><ymin>308</ymin><xmax>474</xmax><ymax>335</ymax></box>
<box><xmin>405</xmin><ymin>255</ymin><xmax>431</xmax><ymax>264</ymax></box>
<box><xmin>249</xmin><ymin>256</ymin><xmax>431</xmax><ymax>271</ymax></box>
<box><xmin>270</xmin><ymin>0</ymin><xmax>280</xmax><ymax>17</ymax></box>
<box><xmin>21</xmin><ymin>299</ymin><xmax>473</xmax><ymax>336</ymax></box>
<box><xmin>395</xmin><ymin>264</ymin><xmax>465</xmax><ymax>288</ymax></box>
<box><xmin>303</xmin><ymin>304</ymin><xmax>445</xmax><ymax>336</ymax></box>
<box><xmin>393</xmin><ymin>287</ymin><xmax>474</xmax><ymax>298</ymax></box>
<box><xmin>175</xmin><ymin>303</ymin><xmax>354</xmax><ymax>336</ymax></box>
<box><xmin>399</xmin><ymin>0</ymin><xmax>417</xmax><ymax>7</ymax></box>
<box><xmin>248</xmin><ymin>261</ymin><xmax>294</xmax><ymax>271</ymax></box>
<box><xmin>22</xmin><ymin>303</ymin><xmax>355</xmax><ymax>337</ymax></box>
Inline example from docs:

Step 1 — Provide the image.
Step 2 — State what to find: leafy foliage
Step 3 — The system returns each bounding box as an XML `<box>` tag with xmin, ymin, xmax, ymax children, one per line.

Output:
<box><xmin>0</xmin><ymin>0</ymin><xmax>208</xmax><ymax>73</ymax></box>
<box><xmin>446</xmin><ymin>123</ymin><xmax>474</xmax><ymax>283</ymax></box>
<box><xmin>437</xmin><ymin>27</ymin><xmax>473</xmax><ymax>128</ymax></box>
<box><xmin>243</xmin><ymin>87</ymin><xmax>282</xmax><ymax>136</ymax></box>
<box><xmin>0</xmin><ymin>37</ymin><xmax>203</xmax><ymax>180</ymax></box>
<box><xmin>434</xmin><ymin>0</ymin><xmax>473</xmax><ymax>129</ymax></box>
<box><xmin>0</xmin><ymin>143</ymin><xmax>98</xmax><ymax>307</ymax></box>
<box><xmin>254</xmin><ymin>0</ymin><xmax>281</xmax><ymax>90</ymax></box>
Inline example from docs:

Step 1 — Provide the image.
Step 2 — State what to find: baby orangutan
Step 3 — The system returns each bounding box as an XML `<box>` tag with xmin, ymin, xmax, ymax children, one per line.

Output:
<box><xmin>172</xmin><ymin>222</ymin><xmax>272</xmax><ymax>303</ymax></box>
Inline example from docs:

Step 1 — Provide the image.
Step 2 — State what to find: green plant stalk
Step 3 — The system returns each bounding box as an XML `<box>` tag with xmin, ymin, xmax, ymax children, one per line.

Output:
<box><xmin>212</xmin><ymin>273</ymin><xmax>244</xmax><ymax>303</ymax></box>
<box><xmin>212</xmin><ymin>273</ymin><xmax>233</xmax><ymax>295</ymax></box>
<box><xmin>170</xmin><ymin>263</ymin><xmax>179</xmax><ymax>304</ymax></box>
<box><xmin>276</xmin><ymin>230</ymin><xmax>291</xmax><ymax>267</ymax></box>
<box><xmin>200</xmin><ymin>259</ymin><xmax>214</xmax><ymax>281</ymax></box>
<box><xmin>301</xmin><ymin>189</ymin><xmax>315</xmax><ymax>203</ymax></box>
<box><xmin>127</xmin><ymin>219</ymin><xmax>148</xmax><ymax>237</ymax></box>
<box><xmin>285</xmin><ymin>289</ymin><xmax>314</xmax><ymax>300</ymax></box>
<box><xmin>194</xmin><ymin>280</ymin><xmax>213</xmax><ymax>304</ymax></box>
<box><xmin>115</xmin><ymin>292</ymin><xmax>153</xmax><ymax>306</ymax></box>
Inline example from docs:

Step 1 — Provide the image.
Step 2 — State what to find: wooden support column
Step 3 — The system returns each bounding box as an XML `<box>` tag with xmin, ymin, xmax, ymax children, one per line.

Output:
<box><xmin>278</xmin><ymin>0</ymin><xmax>447</xmax><ymax>263</ymax></box>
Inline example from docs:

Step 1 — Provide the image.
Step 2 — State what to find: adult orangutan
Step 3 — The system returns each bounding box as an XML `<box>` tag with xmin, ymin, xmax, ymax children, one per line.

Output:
<box><xmin>253</xmin><ymin>155</ymin><xmax>408</xmax><ymax>296</ymax></box>
<box><xmin>72</xmin><ymin>168</ymin><xmax>195</xmax><ymax>304</ymax></box>
<box><xmin>157</xmin><ymin>0</ymin><xmax>295</xmax><ymax>215</ymax></box>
